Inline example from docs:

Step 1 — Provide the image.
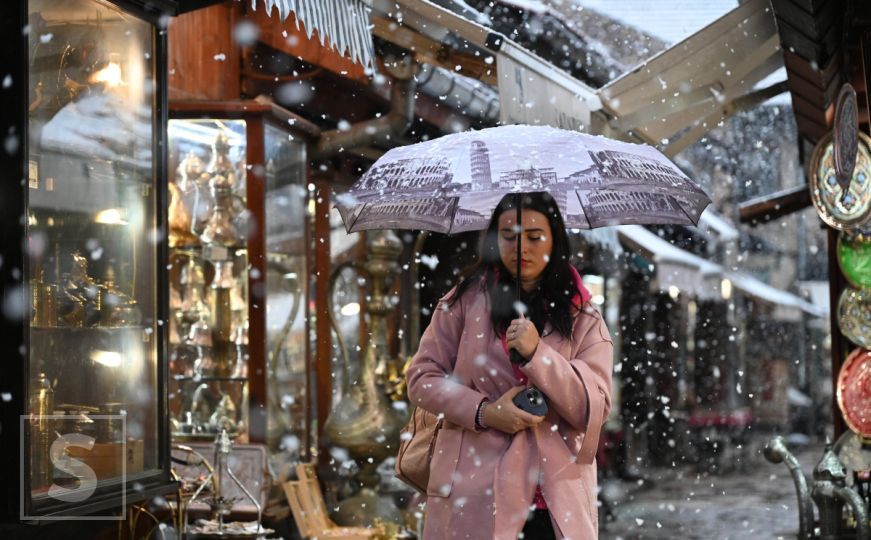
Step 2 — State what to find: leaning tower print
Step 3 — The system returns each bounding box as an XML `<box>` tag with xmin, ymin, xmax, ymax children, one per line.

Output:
<box><xmin>470</xmin><ymin>139</ymin><xmax>492</xmax><ymax>191</ymax></box>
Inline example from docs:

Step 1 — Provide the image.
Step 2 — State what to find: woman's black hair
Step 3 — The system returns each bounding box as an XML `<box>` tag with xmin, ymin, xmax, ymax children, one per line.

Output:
<box><xmin>444</xmin><ymin>192</ymin><xmax>582</xmax><ymax>339</ymax></box>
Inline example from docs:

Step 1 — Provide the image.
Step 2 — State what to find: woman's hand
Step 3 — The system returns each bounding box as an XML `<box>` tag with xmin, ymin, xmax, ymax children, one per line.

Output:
<box><xmin>507</xmin><ymin>316</ymin><xmax>539</xmax><ymax>359</ymax></box>
<box><xmin>482</xmin><ymin>386</ymin><xmax>545</xmax><ymax>434</ymax></box>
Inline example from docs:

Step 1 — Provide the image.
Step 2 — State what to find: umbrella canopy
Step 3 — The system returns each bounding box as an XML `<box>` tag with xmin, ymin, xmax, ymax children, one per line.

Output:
<box><xmin>336</xmin><ymin>124</ymin><xmax>711</xmax><ymax>234</ymax></box>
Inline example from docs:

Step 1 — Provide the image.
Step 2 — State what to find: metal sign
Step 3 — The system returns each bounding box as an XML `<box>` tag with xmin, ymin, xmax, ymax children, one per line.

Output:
<box><xmin>833</xmin><ymin>83</ymin><xmax>859</xmax><ymax>192</ymax></box>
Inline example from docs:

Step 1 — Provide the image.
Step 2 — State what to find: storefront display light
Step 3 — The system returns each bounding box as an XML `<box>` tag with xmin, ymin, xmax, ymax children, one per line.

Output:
<box><xmin>90</xmin><ymin>350</ymin><xmax>124</xmax><ymax>368</ymax></box>
<box><xmin>91</xmin><ymin>53</ymin><xmax>124</xmax><ymax>88</ymax></box>
<box><xmin>721</xmin><ymin>278</ymin><xmax>733</xmax><ymax>300</ymax></box>
<box><xmin>94</xmin><ymin>208</ymin><xmax>127</xmax><ymax>225</ymax></box>
<box><xmin>340</xmin><ymin>302</ymin><xmax>360</xmax><ymax>316</ymax></box>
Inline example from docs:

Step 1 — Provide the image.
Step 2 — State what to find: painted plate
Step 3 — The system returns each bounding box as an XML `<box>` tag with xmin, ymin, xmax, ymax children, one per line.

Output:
<box><xmin>838</xmin><ymin>287</ymin><xmax>871</xmax><ymax>349</ymax></box>
<box><xmin>838</xmin><ymin>230</ymin><xmax>871</xmax><ymax>288</ymax></box>
<box><xmin>837</xmin><ymin>348</ymin><xmax>871</xmax><ymax>439</ymax></box>
<box><xmin>809</xmin><ymin>131</ymin><xmax>871</xmax><ymax>230</ymax></box>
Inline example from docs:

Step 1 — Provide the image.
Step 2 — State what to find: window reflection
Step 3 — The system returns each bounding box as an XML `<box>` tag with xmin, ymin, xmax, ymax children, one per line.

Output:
<box><xmin>26</xmin><ymin>0</ymin><xmax>158</xmax><ymax>498</ymax></box>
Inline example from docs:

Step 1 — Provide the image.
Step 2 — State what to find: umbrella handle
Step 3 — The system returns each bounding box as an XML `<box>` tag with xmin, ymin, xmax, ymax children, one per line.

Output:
<box><xmin>511</xmin><ymin>193</ymin><xmax>525</xmax><ymax>366</ymax></box>
<box><xmin>515</xmin><ymin>193</ymin><xmax>522</xmax><ymax>300</ymax></box>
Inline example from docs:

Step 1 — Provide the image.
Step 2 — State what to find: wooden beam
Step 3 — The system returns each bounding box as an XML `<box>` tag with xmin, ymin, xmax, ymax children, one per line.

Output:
<box><xmin>247</xmin><ymin>114</ymin><xmax>268</xmax><ymax>444</ymax></box>
<box><xmin>738</xmin><ymin>184</ymin><xmax>812</xmax><ymax>225</ymax></box>
<box><xmin>313</xmin><ymin>173</ymin><xmax>332</xmax><ymax>443</ymax></box>
<box><xmin>371</xmin><ymin>15</ymin><xmax>497</xmax><ymax>85</ymax></box>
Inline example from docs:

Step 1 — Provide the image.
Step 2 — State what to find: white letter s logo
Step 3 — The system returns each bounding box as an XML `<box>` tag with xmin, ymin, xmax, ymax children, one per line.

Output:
<box><xmin>47</xmin><ymin>433</ymin><xmax>98</xmax><ymax>502</ymax></box>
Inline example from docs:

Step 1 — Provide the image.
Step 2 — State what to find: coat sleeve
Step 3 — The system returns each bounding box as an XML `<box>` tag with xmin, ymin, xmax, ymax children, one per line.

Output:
<box><xmin>406</xmin><ymin>290</ymin><xmax>489</xmax><ymax>432</ymax></box>
<box><xmin>520</xmin><ymin>306</ymin><xmax>613</xmax><ymax>465</ymax></box>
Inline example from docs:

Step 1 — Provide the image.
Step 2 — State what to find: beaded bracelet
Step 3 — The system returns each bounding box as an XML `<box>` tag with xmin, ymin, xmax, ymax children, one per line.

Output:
<box><xmin>475</xmin><ymin>399</ymin><xmax>489</xmax><ymax>430</ymax></box>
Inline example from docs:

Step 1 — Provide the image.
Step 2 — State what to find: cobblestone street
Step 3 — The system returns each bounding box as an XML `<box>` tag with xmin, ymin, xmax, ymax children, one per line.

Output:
<box><xmin>600</xmin><ymin>442</ymin><xmax>824</xmax><ymax>540</ymax></box>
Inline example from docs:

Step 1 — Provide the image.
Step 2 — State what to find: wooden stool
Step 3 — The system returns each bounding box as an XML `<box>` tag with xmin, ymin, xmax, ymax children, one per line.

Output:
<box><xmin>283</xmin><ymin>462</ymin><xmax>383</xmax><ymax>539</ymax></box>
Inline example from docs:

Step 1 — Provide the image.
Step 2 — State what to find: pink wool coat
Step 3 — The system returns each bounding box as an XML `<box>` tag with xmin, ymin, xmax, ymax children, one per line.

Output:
<box><xmin>406</xmin><ymin>285</ymin><xmax>613</xmax><ymax>540</ymax></box>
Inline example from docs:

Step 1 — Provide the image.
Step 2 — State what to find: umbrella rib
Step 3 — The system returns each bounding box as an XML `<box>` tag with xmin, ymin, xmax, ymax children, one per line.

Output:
<box><xmin>575</xmin><ymin>190</ymin><xmax>592</xmax><ymax>229</ymax></box>
<box><xmin>675</xmin><ymin>197</ymin><xmax>700</xmax><ymax>226</ymax></box>
<box><xmin>446</xmin><ymin>197</ymin><xmax>460</xmax><ymax>235</ymax></box>
<box><xmin>349</xmin><ymin>202</ymin><xmax>367</xmax><ymax>232</ymax></box>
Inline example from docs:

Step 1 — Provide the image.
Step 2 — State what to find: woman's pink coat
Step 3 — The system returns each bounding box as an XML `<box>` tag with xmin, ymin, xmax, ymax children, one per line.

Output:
<box><xmin>406</xmin><ymin>286</ymin><xmax>613</xmax><ymax>539</ymax></box>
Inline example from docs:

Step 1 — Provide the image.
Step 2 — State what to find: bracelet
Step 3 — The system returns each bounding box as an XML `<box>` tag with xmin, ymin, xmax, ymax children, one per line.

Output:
<box><xmin>475</xmin><ymin>399</ymin><xmax>489</xmax><ymax>430</ymax></box>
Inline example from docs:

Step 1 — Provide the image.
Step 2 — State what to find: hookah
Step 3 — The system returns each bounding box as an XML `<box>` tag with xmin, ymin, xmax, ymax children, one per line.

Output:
<box><xmin>185</xmin><ymin>429</ymin><xmax>266</xmax><ymax>537</ymax></box>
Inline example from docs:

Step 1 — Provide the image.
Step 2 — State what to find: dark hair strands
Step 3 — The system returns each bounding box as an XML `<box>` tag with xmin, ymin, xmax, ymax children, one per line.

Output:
<box><xmin>444</xmin><ymin>192</ymin><xmax>584</xmax><ymax>340</ymax></box>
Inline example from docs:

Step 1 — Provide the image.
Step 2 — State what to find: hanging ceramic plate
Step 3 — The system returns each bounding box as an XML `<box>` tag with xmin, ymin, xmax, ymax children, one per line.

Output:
<box><xmin>837</xmin><ymin>348</ymin><xmax>871</xmax><ymax>439</ymax></box>
<box><xmin>838</xmin><ymin>230</ymin><xmax>871</xmax><ymax>288</ymax></box>
<box><xmin>809</xmin><ymin>131</ymin><xmax>871</xmax><ymax>230</ymax></box>
<box><xmin>838</xmin><ymin>287</ymin><xmax>871</xmax><ymax>349</ymax></box>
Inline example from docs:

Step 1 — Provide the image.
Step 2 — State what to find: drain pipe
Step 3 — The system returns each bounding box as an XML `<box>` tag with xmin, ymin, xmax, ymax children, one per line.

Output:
<box><xmin>314</xmin><ymin>59</ymin><xmax>417</xmax><ymax>159</ymax></box>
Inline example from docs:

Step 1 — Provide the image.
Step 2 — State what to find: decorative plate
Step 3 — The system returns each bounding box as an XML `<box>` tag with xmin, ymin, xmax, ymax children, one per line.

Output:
<box><xmin>837</xmin><ymin>287</ymin><xmax>871</xmax><ymax>349</ymax></box>
<box><xmin>809</xmin><ymin>131</ymin><xmax>871</xmax><ymax>230</ymax></box>
<box><xmin>837</xmin><ymin>348</ymin><xmax>871</xmax><ymax>439</ymax></box>
<box><xmin>838</xmin><ymin>230</ymin><xmax>871</xmax><ymax>288</ymax></box>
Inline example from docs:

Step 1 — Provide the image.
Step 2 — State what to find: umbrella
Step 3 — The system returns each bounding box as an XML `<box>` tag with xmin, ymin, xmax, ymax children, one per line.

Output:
<box><xmin>337</xmin><ymin>124</ymin><xmax>709</xmax><ymax>233</ymax></box>
<box><xmin>336</xmin><ymin>124</ymin><xmax>712</xmax><ymax>362</ymax></box>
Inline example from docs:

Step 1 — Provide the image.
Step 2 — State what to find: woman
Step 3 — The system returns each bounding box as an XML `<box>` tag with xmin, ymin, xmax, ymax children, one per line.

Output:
<box><xmin>406</xmin><ymin>192</ymin><xmax>613</xmax><ymax>539</ymax></box>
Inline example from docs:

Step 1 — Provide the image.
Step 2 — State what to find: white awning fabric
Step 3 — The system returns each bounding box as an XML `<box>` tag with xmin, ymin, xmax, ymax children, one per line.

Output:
<box><xmin>249</xmin><ymin>0</ymin><xmax>376</xmax><ymax>67</ymax></box>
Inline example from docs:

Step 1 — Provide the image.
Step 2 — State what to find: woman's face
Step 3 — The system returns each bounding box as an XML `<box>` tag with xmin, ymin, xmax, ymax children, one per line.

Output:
<box><xmin>497</xmin><ymin>208</ymin><xmax>554</xmax><ymax>286</ymax></box>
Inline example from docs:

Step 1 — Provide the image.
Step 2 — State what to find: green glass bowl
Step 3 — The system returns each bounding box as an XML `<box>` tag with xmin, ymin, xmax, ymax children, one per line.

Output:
<box><xmin>838</xmin><ymin>231</ymin><xmax>871</xmax><ymax>289</ymax></box>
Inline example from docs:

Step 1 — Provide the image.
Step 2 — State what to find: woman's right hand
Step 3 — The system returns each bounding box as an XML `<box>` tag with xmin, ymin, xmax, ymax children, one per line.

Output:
<box><xmin>482</xmin><ymin>386</ymin><xmax>545</xmax><ymax>434</ymax></box>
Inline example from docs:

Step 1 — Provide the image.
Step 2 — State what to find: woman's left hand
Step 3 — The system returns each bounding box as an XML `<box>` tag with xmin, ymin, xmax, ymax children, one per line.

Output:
<box><xmin>507</xmin><ymin>316</ymin><xmax>539</xmax><ymax>359</ymax></box>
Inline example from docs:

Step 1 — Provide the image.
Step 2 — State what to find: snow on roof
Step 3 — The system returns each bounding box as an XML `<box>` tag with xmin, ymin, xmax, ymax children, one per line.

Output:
<box><xmin>725</xmin><ymin>271</ymin><xmax>824</xmax><ymax>318</ymax></box>
<box><xmin>571</xmin><ymin>0</ymin><xmax>739</xmax><ymax>46</ymax></box>
<box><xmin>617</xmin><ymin>224</ymin><xmax>719</xmax><ymax>274</ymax></box>
<box><xmin>698</xmin><ymin>208</ymin><xmax>739</xmax><ymax>242</ymax></box>
<box><xmin>618</xmin><ymin>224</ymin><xmax>824</xmax><ymax>317</ymax></box>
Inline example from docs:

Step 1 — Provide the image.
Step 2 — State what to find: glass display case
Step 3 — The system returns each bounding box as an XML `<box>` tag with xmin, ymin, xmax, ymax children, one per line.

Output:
<box><xmin>167</xmin><ymin>101</ymin><xmax>315</xmax><ymax>476</ymax></box>
<box><xmin>0</xmin><ymin>0</ymin><xmax>176</xmax><ymax>520</ymax></box>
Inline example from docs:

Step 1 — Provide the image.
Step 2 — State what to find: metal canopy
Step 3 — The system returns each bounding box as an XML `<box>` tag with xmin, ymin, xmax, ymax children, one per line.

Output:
<box><xmin>372</xmin><ymin>0</ymin><xmax>785</xmax><ymax>155</ymax></box>
<box><xmin>598</xmin><ymin>0</ymin><xmax>784</xmax><ymax>156</ymax></box>
<box><xmin>249</xmin><ymin>0</ymin><xmax>377</xmax><ymax>67</ymax></box>
<box><xmin>369</xmin><ymin>0</ymin><xmax>603</xmax><ymax>130</ymax></box>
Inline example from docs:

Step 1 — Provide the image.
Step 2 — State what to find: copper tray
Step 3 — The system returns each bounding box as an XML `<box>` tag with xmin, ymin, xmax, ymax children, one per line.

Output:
<box><xmin>836</xmin><ymin>348</ymin><xmax>871</xmax><ymax>439</ymax></box>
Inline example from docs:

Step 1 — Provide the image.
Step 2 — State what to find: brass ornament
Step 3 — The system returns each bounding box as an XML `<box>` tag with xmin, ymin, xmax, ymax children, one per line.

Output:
<box><xmin>324</xmin><ymin>230</ymin><xmax>408</xmax><ymax>527</ymax></box>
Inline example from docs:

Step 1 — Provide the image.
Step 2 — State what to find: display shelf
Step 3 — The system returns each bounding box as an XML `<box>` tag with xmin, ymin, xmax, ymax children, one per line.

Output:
<box><xmin>167</xmin><ymin>100</ymin><xmax>315</xmax><ymax>483</ymax></box>
<box><xmin>172</xmin><ymin>375</ymin><xmax>249</xmax><ymax>382</ymax></box>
